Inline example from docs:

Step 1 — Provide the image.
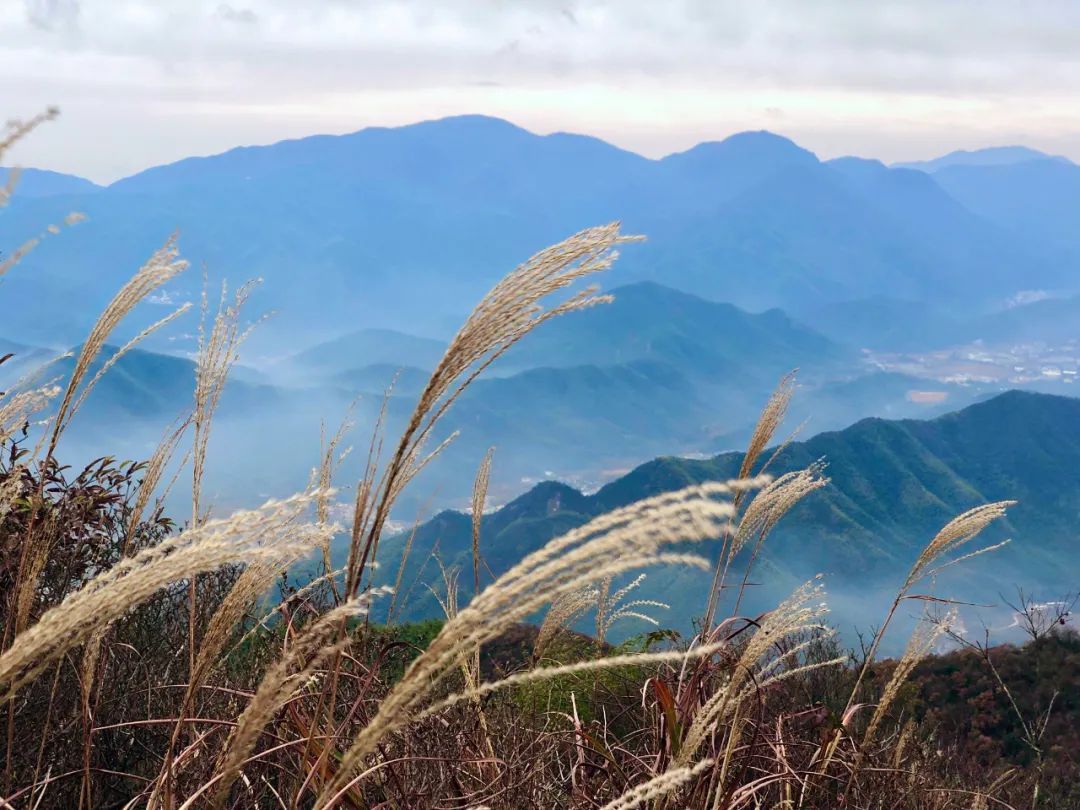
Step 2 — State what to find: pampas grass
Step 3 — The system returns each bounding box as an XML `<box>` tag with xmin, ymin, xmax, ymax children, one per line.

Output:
<box><xmin>596</xmin><ymin>573</ymin><xmax>668</xmax><ymax>644</ymax></box>
<box><xmin>49</xmin><ymin>238</ymin><xmax>189</xmax><ymax>453</ymax></box>
<box><xmin>192</xmin><ymin>278</ymin><xmax>263</xmax><ymax>526</ymax></box>
<box><xmin>209</xmin><ymin>591</ymin><xmax>389</xmax><ymax>805</ymax></box>
<box><xmin>860</xmin><ymin>612</ymin><xmax>951</xmax><ymax>752</ymax></box>
<box><xmin>0</xmin><ymin>107</ymin><xmax>59</xmax><ymax>210</ymax></box>
<box><xmin>677</xmin><ymin>579</ymin><xmax>835</xmax><ymax>766</ymax></box>
<box><xmin>844</xmin><ymin>501</ymin><xmax>1015</xmax><ymax>719</ymax></box>
<box><xmin>600</xmin><ymin>757</ymin><xmax>715</xmax><ymax>810</ymax></box>
<box><xmin>535</xmin><ymin>585</ymin><xmax>601</xmax><ymax>660</ymax></box>
<box><xmin>471</xmin><ymin>446</ymin><xmax>494</xmax><ymax>599</ymax></box>
<box><xmin>0</xmin><ymin>211</ymin><xmax>87</xmax><ymax>280</ymax></box>
<box><xmin>344</xmin><ymin>224</ymin><xmax>639</xmax><ymax>596</ymax></box>
<box><xmin>4</xmin><ymin>237</ymin><xmax>190</xmax><ymax>661</ymax></box>
<box><xmin>0</xmin><ymin>490</ymin><xmax>330</xmax><ymax>701</ymax></box>
<box><xmin>420</xmin><ymin>637</ymin><xmax>734</xmax><ymax>718</ymax></box>
<box><xmin>0</xmin><ymin>178</ymin><xmax>1039</xmax><ymax>807</ymax></box>
<box><xmin>703</xmin><ymin>372</ymin><xmax>797</xmax><ymax>631</ymax></box>
<box><xmin>316</xmin><ymin>480</ymin><xmax>748</xmax><ymax>806</ymax></box>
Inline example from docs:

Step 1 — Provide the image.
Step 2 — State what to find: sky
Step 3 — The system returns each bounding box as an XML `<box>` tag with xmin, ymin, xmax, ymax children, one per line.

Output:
<box><xmin>5</xmin><ymin>0</ymin><xmax>1080</xmax><ymax>183</ymax></box>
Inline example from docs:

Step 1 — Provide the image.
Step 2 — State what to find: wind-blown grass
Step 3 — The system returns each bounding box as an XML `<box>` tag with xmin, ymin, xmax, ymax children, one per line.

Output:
<box><xmin>0</xmin><ymin>125</ymin><xmax>1052</xmax><ymax>806</ymax></box>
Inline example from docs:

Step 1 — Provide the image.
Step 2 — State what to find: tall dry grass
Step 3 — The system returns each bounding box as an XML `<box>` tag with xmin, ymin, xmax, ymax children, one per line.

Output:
<box><xmin>0</xmin><ymin>114</ymin><xmax>1048</xmax><ymax>808</ymax></box>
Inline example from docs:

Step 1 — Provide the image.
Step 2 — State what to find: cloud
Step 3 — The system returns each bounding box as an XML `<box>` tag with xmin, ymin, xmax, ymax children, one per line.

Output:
<box><xmin>5</xmin><ymin>1</ymin><xmax>1080</xmax><ymax>180</ymax></box>
<box><xmin>216</xmin><ymin>4</ymin><xmax>258</xmax><ymax>25</ymax></box>
<box><xmin>24</xmin><ymin>0</ymin><xmax>79</xmax><ymax>31</ymax></box>
<box><xmin>11</xmin><ymin>1</ymin><xmax>1080</xmax><ymax>95</ymax></box>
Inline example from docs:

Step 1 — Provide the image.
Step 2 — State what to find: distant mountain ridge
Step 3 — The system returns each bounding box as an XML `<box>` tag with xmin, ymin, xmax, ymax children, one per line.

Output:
<box><xmin>0</xmin><ymin>167</ymin><xmax>101</xmax><ymax>198</ymax></box>
<box><xmin>282</xmin><ymin>283</ymin><xmax>855</xmax><ymax>487</ymax></box>
<box><xmin>894</xmin><ymin>146</ymin><xmax>1073</xmax><ymax>172</ymax></box>
<box><xmin>2</xmin><ymin>114</ymin><xmax>1074</xmax><ymax>352</ymax></box>
<box><xmin>375</xmin><ymin>390</ymin><xmax>1080</xmax><ymax>627</ymax></box>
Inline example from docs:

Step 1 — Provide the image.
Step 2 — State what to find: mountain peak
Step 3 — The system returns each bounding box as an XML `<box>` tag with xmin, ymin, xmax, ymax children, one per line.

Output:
<box><xmin>664</xmin><ymin>130</ymin><xmax>817</xmax><ymax>166</ymax></box>
<box><xmin>894</xmin><ymin>145</ymin><xmax>1073</xmax><ymax>173</ymax></box>
<box><xmin>719</xmin><ymin>129</ymin><xmax>810</xmax><ymax>151</ymax></box>
<box><xmin>0</xmin><ymin>167</ymin><xmax>101</xmax><ymax>198</ymax></box>
<box><xmin>389</xmin><ymin>113</ymin><xmax>533</xmax><ymax>138</ymax></box>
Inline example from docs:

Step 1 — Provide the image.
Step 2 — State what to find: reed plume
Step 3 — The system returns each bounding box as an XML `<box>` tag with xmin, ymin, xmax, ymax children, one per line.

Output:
<box><xmin>0</xmin><ymin>211</ymin><xmax>87</xmax><ymax>280</ymax></box>
<box><xmin>345</xmin><ymin>224</ymin><xmax>640</xmax><ymax>595</ymax></box>
<box><xmin>600</xmin><ymin>758</ymin><xmax>715</xmax><ymax>810</ymax></box>
<box><xmin>729</xmin><ymin>461</ymin><xmax>829</xmax><ymax>612</ymax></box>
<box><xmin>192</xmin><ymin>278</ymin><xmax>263</xmax><ymax>526</ymax></box>
<box><xmin>0</xmin><ymin>107</ymin><xmax>59</xmax><ymax>209</ymax></box>
<box><xmin>861</xmin><ymin>612</ymin><xmax>951</xmax><ymax>750</ymax></box>
<box><xmin>48</xmin><ymin>238</ymin><xmax>189</xmax><ymax>452</ymax></box>
<box><xmin>186</xmin><ymin>278</ymin><xmax>263</xmax><ymax>682</ymax></box>
<box><xmin>315</xmin><ymin>405</ymin><xmax>355</xmax><ymax>597</ymax></box>
<box><xmin>677</xmin><ymin>578</ymin><xmax>835</xmax><ymax>765</ymax></box>
<box><xmin>596</xmin><ymin>573</ymin><xmax>668</xmax><ymax>644</ymax></box>
<box><xmin>124</xmin><ymin>415</ymin><xmax>193</xmax><ymax>553</ymax></box>
<box><xmin>703</xmin><ymin>371</ymin><xmax>796</xmax><ymax>630</ymax></box>
<box><xmin>0</xmin><ymin>490</ymin><xmax>329</xmax><ymax>701</ymax></box>
<box><xmin>316</xmin><ymin>479</ymin><xmax>750</xmax><ymax>806</ymax></box>
<box><xmin>421</xmin><ymin>637</ymin><xmax>733</xmax><ymax>718</ymax></box>
<box><xmin>4</xmin><ymin>238</ymin><xmax>190</xmax><ymax>653</ymax></box>
<box><xmin>535</xmin><ymin>585</ymin><xmax>601</xmax><ymax>660</ymax></box>
<box><xmin>211</xmin><ymin>591</ymin><xmax>389</xmax><ymax>805</ymax></box>
<box><xmin>843</xmin><ymin>500</ymin><xmax>1015</xmax><ymax>719</ymax></box>
<box><xmin>738</xmin><ymin>371</ymin><xmax>797</xmax><ymax>487</ymax></box>
<box><xmin>471</xmin><ymin>447</ymin><xmax>494</xmax><ymax>598</ymax></box>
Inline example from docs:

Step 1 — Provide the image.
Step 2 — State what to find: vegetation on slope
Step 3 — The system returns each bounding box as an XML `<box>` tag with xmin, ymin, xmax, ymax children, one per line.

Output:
<box><xmin>377</xmin><ymin>389</ymin><xmax>1080</xmax><ymax>625</ymax></box>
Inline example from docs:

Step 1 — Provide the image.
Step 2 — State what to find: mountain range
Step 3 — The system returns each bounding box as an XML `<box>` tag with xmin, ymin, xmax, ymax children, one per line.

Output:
<box><xmin>4</xmin><ymin>116</ymin><xmax>1080</xmax><ymax>355</ymax></box>
<box><xmin>1</xmin><ymin>274</ymin><xmax>1047</xmax><ymax>517</ymax></box>
<box><xmin>373</xmin><ymin>390</ymin><xmax>1080</xmax><ymax>640</ymax></box>
<box><xmin>5</xmin><ymin>115</ymin><xmax>1080</xmax><ymax>529</ymax></box>
<box><xmin>4</xmin><ymin>118</ymin><xmax>1078</xmax><ymax>647</ymax></box>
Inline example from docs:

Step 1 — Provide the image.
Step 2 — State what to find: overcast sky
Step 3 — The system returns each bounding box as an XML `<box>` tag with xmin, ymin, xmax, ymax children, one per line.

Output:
<box><xmin>5</xmin><ymin>0</ymin><xmax>1080</xmax><ymax>183</ymax></box>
